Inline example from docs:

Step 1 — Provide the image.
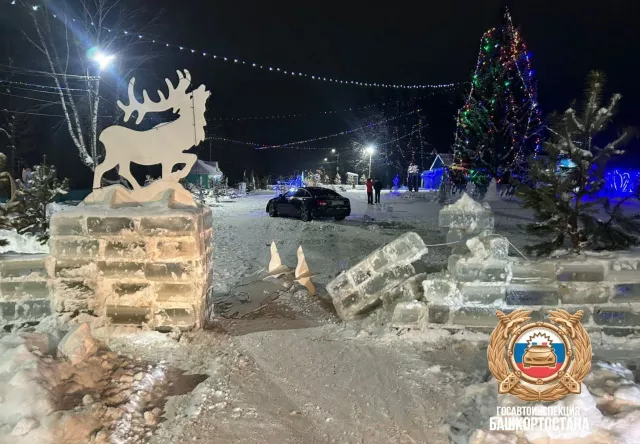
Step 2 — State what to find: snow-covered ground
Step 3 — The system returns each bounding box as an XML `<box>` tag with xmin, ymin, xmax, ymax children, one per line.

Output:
<box><xmin>0</xmin><ymin>229</ymin><xmax>48</xmax><ymax>254</ymax></box>
<box><xmin>3</xmin><ymin>190</ymin><xmax>640</xmax><ymax>443</ymax></box>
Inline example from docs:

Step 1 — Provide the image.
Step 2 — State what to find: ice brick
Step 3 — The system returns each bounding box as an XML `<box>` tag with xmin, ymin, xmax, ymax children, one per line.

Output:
<box><xmin>87</xmin><ymin>217</ymin><xmax>134</xmax><ymax>235</ymax></box>
<box><xmin>50</xmin><ymin>215</ymin><xmax>85</xmax><ymax>236</ymax></box>
<box><xmin>452</xmin><ymin>258</ymin><xmax>511</xmax><ymax>283</ymax></box>
<box><xmin>361</xmin><ymin>263</ymin><xmax>420</xmax><ymax>296</ymax></box>
<box><xmin>380</xmin><ymin>273</ymin><xmax>426</xmax><ymax>306</ymax></box>
<box><xmin>505</xmin><ymin>284</ymin><xmax>559</xmax><ymax>306</ymax></box>
<box><xmin>427</xmin><ymin>305</ymin><xmax>450</xmax><ymax>324</ymax></box>
<box><xmin>593</xmin><ymin>307</ymin><xmax>640</xmax><ymax>327</ymax></box>
<box><xmin>327</xmin><ymin>232</ymin><xmax>427</xmax><ymax>320</ymax></box>
<box><xmin>556</xmin><ymin>262</ymin><xmax>605</xmax><ymax>282</ymax></box>
<box><xmin>422</xmin><ymin>278</ymin><xmax>462</xmax><ymax>305</ymax></box>
<box><xmin>559</xmin><ymin>283</ymin><xmax>610</xmax><ymax>304</ymax></box>
<box><xmin>511</xmin><ymin>260</ymin><xmax>556</xmax><ymax>282</ymax></box>
<box><xmin>458</xmin><ymin>283</ymin><xmax>506</xmax><ymax>304</ymax></box>
<box><xmin>391</xmin><ymin>301</ymin><xmax>427</xmax><ymax>326</ymax></box>
<box><xmin>452</xmin><ymin>307</ymin><xmax>498</xmax><ymax>327</ymax></box>
<box><xmin>612</xmin><ymin>283</ymin><xmax>640</xmax><ymax>302</ymax></box>
<box><xmin>0</xmin><ymin>255</ymin><xmax>48</xmax><ymax>279</ymax></box>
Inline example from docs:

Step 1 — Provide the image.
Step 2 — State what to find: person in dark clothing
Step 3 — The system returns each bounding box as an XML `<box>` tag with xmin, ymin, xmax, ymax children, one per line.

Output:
<box><xmin>373</xmin><ymin>179</ymin><xmax>382</xmax><ymax>203</ymax></box>
<box><xmin>365</xmin><ymin>178</ymin><xmax>373</xmax><ymax>204</ymax></box>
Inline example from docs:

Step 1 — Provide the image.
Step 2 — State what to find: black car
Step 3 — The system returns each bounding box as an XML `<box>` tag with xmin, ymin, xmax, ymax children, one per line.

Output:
<box><xmin>266</xmin><ymin>187</ymin><xmax>351</xmax><ymax>222</ymax></box>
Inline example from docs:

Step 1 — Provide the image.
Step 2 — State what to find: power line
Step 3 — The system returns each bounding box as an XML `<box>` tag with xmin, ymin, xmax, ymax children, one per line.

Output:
<box><xmin>5</xmin><ymin>109</ymin><xmax>113</xmax><ymax>118</ymax></box>
<box><xmin>0</xmin><ymin>79</ymin><xmax>90</xmax><ymax>92</ymax></box>
<box><xmin>0</xmin><ymin>63</ymin><xmax>100</xmax><ymax>80</ymax></box>
<box><xmin>0</xmin><ymin>91</ymin><xmax>63</xmax><ymax>104</ymax></box>
<box><xmin>10</xmin><ymin>2</ymin><xmax>465</xmax><ymax>91</ymax></box>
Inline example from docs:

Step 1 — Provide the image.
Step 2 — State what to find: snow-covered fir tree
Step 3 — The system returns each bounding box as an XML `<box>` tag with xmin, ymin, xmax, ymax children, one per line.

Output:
<box><xmin>13</xmin><ymin>158</ymin><xmax>69</xmax><ymax>244</ymax></box>
<box><xmin>0</xmin><ymin>153</ymin><xmax>18</xmax><ymax>247</ymax></box>
<box><xmin>334</xmin><ymin>172</ymin><xmax>342</xmax><ymax>185</ymax></box>
<box><xmin>518</xmin><ymin>72</ymin><xmax>638</xmax><ymax>255</ymax></box>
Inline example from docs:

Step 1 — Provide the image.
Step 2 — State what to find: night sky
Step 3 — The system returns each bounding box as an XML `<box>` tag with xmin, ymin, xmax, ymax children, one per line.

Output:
<box><xmin>1</xmin><ymin>0</ymin><xmax>640</xmax><ymax>186</ymax></box>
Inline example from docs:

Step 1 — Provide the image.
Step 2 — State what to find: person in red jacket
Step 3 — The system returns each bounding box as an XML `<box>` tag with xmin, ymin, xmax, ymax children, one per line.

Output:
<box><xmin>366</xmin><ymin>178</ymin><xmax>373</xmax><ymax>204</ymax></box>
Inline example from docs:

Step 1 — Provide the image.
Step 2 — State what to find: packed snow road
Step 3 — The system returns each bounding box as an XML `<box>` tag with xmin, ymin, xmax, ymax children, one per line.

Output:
<box><xmin>209</xmin><ymin>190</ymin><xmax>536</xmax><ymax>302</ymax></box>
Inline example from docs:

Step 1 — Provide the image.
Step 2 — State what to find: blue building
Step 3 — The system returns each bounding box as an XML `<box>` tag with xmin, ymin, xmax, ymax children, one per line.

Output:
<box><xmin>421</xmin><ymin>153</ymin><xmax>453</xmax><ymax>190</ymax></box>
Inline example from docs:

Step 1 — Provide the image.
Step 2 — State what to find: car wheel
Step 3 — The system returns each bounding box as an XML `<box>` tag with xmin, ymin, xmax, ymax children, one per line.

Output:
<box><xmin>268</xmin><ymin>203</ymin><xmax>278</xmax><ymax>217</ymax></box>
<box><xmin>334</xmin><ymin>216</ymin><xmax>346</xmax><ymax>221</ymax></box>
<box><xmin>300</xmin><ymin>207</ymin><xmax>313</xmax><ymax>222</ymax></box>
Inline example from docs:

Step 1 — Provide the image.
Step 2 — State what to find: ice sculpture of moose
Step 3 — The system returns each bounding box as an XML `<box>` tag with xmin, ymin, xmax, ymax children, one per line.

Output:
<box><xmin>93</xmin><ymin>69</ymin><xmax>210</xmax><ymax>190</ymax></box>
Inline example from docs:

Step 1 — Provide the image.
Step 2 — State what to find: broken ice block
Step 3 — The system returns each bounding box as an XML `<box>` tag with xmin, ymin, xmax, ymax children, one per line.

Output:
<box><xmin>451</xmin><ymin>257</ymin><xmax>512</xmax><ymax>283</ymax></box>
<box><xmin>327</xmin><ymin>232</ymin><xmax>428</xmax><ymax>320</ymax></box>
<box><xmin>438</xmin><ymin>193</ymin><xmax>494</xmax><ymax>231</ymax></box>
<box><xmin>422</xmin><ymin>277</ymin><xmax>462</xmax><ymax>305</ymax></box>
<box><xmin>391</xmin><ymin>300</ymin><xmax>427</xmax><ymax>326</ymax></box>
<box><xmin>466</xmin><ymin>238</ymin><xmax>488</xmax><ymax>259</ymax></box>
<box><xmin>480</xmin><ymin>236</ymin><xmax>509</xmax><ymax>259</ymax></box>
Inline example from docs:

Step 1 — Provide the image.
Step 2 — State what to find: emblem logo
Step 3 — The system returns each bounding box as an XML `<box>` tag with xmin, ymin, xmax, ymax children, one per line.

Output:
<box><xmin>488</xmin><ymin>309</ymin><xmax>592</xmax><ymax>402</ymax></box>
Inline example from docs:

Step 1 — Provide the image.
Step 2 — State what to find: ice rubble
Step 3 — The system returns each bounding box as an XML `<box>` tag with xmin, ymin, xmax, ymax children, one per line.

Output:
<box><xmin>0</xmin><ymin>323</ymin><xmax>169</xmax><ymax>444</ymax></box>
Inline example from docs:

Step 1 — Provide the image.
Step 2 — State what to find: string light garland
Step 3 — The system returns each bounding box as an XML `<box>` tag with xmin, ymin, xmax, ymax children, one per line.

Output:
<box><xmin>206</xmin><ymin>137</ymin><xmax>339</xmax><ymax>151</ymax></box>
<box><xmin>452</xmin><ymin>7</ymin><xmax>542</xmax><ymax>177</ymax></box>
<box><xmin>255</xmin><ymin>109</ymin><xmax>420</xmax><ymax>149</ymax></box>
<box><xmin>209</xmin><ymin>87</ymin><xmax>460</xmax><ymax>121</ymax></box>
<box><xmin>8</xmin><ymin>1</ymin><xmax>465</xmax><ymax>91</ymax></box>
<box><xmin>207</xmin><ymin>112</ymin><xmax>425</xmax><ymax>150</ymax></box>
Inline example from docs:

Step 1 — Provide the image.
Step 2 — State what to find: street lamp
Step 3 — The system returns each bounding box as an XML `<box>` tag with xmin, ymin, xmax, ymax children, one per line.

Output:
<box><xmin>365</xmin><ymin>145</ymin><xmax>375</xmax><ymax>178</ymax></box>
<box><xmin>324</xmin><ymin>158</ymin><xmax>328</xmax><ymax>162</ymax></box>
<box><xmin>89</xmin><ymin>49</ymin><xmax>115</xmax><ymax>70</ymax></box>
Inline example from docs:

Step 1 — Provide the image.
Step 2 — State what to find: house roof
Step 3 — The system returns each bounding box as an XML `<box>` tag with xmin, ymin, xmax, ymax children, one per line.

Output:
<box><xmin>428</xmin><ymin>153</ymin><xmax>454</xmax><ymax>170</ymax></box>
<box><xmin>189</xmin><ymin>160</ymin><xmax>222</xmax><ymax>175</ymax></box>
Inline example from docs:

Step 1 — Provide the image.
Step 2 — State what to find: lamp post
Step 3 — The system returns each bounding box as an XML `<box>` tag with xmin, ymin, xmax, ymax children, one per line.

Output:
<box><xmin>365</xmin><ymin>145</ymin><xmax>375</xmax><ymax>178</ymax></box>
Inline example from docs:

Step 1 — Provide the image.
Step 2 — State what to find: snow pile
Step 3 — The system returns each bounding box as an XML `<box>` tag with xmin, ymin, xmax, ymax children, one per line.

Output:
<box><xmin>0</xmin><ymin>229</ymin><xmax>48</xmax><ymax>254</ymax></box>
<box><xmin>0</xmin><ymin>323</ymin><xmax>177</xmax><ymax>444</ymax></box>
<box><xmin>451</xmin><ymin>361</ymin><xmax>640</xmax><ymax>444</ymax></box>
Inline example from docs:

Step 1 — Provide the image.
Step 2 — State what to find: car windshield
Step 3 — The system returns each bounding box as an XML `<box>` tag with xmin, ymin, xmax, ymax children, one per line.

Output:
<box><xmin>311</xmin><ymin>188</ymin><xmax>340</xmax><ymax>197</ymax></box>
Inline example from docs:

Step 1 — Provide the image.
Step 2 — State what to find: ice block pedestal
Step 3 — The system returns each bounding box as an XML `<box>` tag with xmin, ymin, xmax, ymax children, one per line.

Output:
<box><xmin>48</xmin><ymin>204</ymin><xmax>213</xmax><ymax>330</ymax></box>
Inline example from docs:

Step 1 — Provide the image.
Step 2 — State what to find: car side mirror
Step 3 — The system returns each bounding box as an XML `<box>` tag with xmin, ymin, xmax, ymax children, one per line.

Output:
<box><xmin>278</xmin><ymin>193</ymin><xmax>284</xmax><ymax>198</ymax></box>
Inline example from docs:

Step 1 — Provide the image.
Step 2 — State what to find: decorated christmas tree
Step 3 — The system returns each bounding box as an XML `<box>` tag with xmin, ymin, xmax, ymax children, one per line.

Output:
<box><xmin>518</xmin><ymin>72</ymin><xmax>638</xmax><ymax>255</ymax></box>
<box><xmin>453</xmin><ymin>7</ymin><xmax>543</xmax><ymax>178</ymax></box>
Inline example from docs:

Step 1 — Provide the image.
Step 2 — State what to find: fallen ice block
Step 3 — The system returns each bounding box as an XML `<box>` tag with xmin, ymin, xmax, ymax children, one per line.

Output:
<box><xmin>327</xmin><ymin>232</ymin><xmax>428</xmax><ymax>320</ymax></box>
<box><xmin>438</xmin><ymin>193</ymin><xmax>494</xmax><ymax>231</ymax></box>
<box><xmin>391</xmin><ymin>300</ymin><xmax>427</xmax><ymax>326</ymax></box>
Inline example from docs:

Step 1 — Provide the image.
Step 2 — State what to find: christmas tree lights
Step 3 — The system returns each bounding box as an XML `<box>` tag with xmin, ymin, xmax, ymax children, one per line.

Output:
<box><xmin>453</xmin><ymin>8</ymin><xmax>543</xmax><ymax>178</ymax></box>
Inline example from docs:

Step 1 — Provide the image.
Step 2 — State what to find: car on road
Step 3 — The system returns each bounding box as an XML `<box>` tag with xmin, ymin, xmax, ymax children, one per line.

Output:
<box><xmin>266</xmin><ymin>187</ymin><xmax>351</xmax><ymax>222</ymax></box>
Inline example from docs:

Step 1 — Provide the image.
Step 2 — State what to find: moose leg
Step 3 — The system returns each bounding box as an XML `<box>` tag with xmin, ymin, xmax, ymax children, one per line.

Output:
<box><xmin>161</xmin><ymin>162</ymin><xmax>174</xmax><ymax>181</ymax></box>
<box><xmin>119</xmin><ymin>162</ymin><xmax>141</xmax><ymax>190</ymax></box>
<box><xmin>93</xmin><ymin>157</ymin><xmax>117</xmax><ymax>189</ymax></box>
<box><xmin>175</xmin><ymin>153</ymin><xmax>198</xmax><ymax>180</ymax></box>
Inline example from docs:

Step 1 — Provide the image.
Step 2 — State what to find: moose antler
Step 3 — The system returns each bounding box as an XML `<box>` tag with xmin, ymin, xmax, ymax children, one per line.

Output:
<box><xmin>117</xmin><ymin>69</ymin><xmax>192</xmax><ymax>124</ymax></box>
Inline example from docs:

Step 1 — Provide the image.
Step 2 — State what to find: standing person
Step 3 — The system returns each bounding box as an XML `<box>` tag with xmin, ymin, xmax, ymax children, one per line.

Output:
<box><xmin>366</xmin><ymin>178</ymin><xmax>373</xmax><ymax>205</ymax></box>
<box><xmin>373</xmin><ymin>178</ymin><xmax>382</xmax><ymax>204</ymax></box>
